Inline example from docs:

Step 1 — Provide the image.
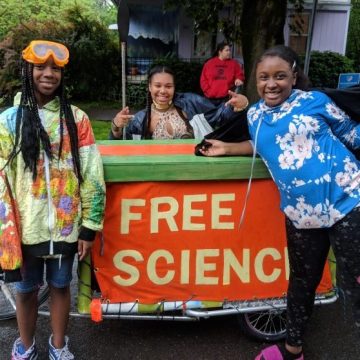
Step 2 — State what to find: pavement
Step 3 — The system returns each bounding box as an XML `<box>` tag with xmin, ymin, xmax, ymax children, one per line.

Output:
<box><xmin>1</xmin><ymin>298</ymin><xmax>359</xmax><ymax>360</ymax></box>
<box><xmin>85</xmin><ymin>108</ymin><xmax>120</xmax><ymax>121</ymax></box>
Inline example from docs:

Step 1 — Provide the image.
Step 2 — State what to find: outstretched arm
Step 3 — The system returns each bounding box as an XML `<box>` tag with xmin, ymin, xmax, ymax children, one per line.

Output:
<box><xmin>225</xmin><ymin>90</ymin><xmax>249</xmax><ymax>112</ymax></box>
<box><xmin>110</xmin><ymin>106</ymin><xmax>134</xmax><ymax>139</ymax></box>
<box><xmin>199</xmin><ymin>139</ymin><xmax>253</xmax><ymax>157</ymax></box>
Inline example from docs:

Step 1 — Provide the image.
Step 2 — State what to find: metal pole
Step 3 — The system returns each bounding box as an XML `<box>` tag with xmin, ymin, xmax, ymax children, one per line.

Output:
<box><xmin>117</xmin><ymin>0</ymin><xmax>129</xmax><ymax>139</ymax></box>
<box><xmin>303</xmin><ymin>0</ymin><xmax>318</xmax><ymax>76</ymax></box>
<box><xmin>121</xmin><ymin>41</ymin><xmax>127</xmax><ymax>139</ymax></box>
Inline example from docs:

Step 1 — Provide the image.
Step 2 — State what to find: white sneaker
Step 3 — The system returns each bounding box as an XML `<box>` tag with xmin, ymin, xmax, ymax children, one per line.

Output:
<box><xmin>48</xmin><ymin>335</ymin><xmax>74</xmax><ymax>360</ymax></box>
<box><xmin>11</xmin><ymin>337</ymin><xmax>38</xmax><ymax>360</ymax></box>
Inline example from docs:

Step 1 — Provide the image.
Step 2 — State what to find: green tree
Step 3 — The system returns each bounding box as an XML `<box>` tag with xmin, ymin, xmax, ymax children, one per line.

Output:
<box><xmin>165</xmin><ymin>0</ymin><xmax>242</xmax><ymax>52</ymax></box>
<box><xmin>0</xmin><ymin>0</ymin><xmax>117</xmax><ymax>41</ymax></box>
<box><xmin>0</xmin><ymin>3</ymin><xmax>120</xmax><ymax>102</ymax></box>
<box><xmin>346</xmin><ymin>0</ymin><xmax>360</xmax><ymax>71</ymax></box>
<box><xmin>64</xmin><ymin>6</ymin><xmax>121</xmax><ymax>100</ymax></box>
<box><xmin>240</xmin><ymin>0</ymin><xmax>288</xmax><ymax>100</ymax></box>
<box><xmin>164</xmin><ymin>0</ymin><xmax>305</xmax><ymax>102</ymax></box>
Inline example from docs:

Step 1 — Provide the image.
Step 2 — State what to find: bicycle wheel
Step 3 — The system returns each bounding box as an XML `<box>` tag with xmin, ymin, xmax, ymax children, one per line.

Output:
<box><xmin>0</xmin><ymin>275</ymin><xmax>50</xmax><ymax>321</ymax></box>
<box><xmin>238</xmin><ymin>309</ymin><xmax>287</xmax><ymax>342</ymax></box>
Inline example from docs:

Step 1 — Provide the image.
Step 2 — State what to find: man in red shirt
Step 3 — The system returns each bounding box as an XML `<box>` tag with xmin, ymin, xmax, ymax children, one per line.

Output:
<box><xmin>200</xmin><ymin>42</ymin><xmax>245</xmax><ymax>105</ymax></box>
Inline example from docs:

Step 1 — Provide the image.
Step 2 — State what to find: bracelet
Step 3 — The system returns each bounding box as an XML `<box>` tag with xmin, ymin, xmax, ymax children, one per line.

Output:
<box><xmin>233</xmin><ymin>99</ymin><xmax>249</xmax><ymax>112</ymax></box>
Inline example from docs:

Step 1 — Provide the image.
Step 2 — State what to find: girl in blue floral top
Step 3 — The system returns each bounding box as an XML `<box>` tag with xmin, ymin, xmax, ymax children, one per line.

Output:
<box><xmin>200</xmin><ymin>45</ymin><xmax>360</xmax><ymax>360</ymax></box>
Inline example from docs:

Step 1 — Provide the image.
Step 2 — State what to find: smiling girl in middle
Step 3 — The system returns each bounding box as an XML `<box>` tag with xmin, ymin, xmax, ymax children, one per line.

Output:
<box><xmin>110</xmin><ymin>65</ymin><xmax>249</xmax><ymax>140</ymax></box>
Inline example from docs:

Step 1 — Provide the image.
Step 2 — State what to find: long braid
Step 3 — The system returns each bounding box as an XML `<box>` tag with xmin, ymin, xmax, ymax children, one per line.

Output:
<box><xmin>58</xmin><ymin>69</ymin><xmax>65</xmax><ymax>164</ymax></box>
<box><xmin>6</xmin><ymin>61</ymin><xmax>52</xmax><ymax>180</ymax></box>
<box><xmin>7</xmin><ymin>60</ymin><xmax>82</xmax><ymax>183</ymax></box>
<box><xmin>26</xmin><ymin>62</ymin><xmax>53</xmax><ymax>157</ymax></box>
<box><xmin>57</xmin><ymin>70</ymin><xmax>82</xmax><ymax>183</ymax></box>
<box><xmin>60</xmin><ymin>94</ymin><xmax>82</xmax><ymax>183</ymax></box>
<box><xmin>143</xmin><ymin>91</ymin><xmax>152</xmax><ymax>139</ymax></box>
<box><xmin>174</xmin><ymin>106</ymin><xmax>193</xmax><ymax>137</ymax></box>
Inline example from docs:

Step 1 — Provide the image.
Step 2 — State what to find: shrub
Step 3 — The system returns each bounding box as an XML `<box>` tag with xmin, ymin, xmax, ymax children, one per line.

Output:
<box><xmin>63</xmin><ymin>6</ymin><xmax>121</xmax><ymax>101</ymax></box>
<box><xmin>0</xmin><ymin>5</ymin><xmax>121</xmax><ymax>104</ymax></box>
<box><xmin>126</xmin><ymin>81</ymin><xmax>148</xmax><ymax>110</ymax></box>
<box><xmin>152</xmin><ymin>58</ymin><xmax>203</xmax><ymax>94</ymax></box>
<box><xmin>308</xmin><ymin>51</ymin><xmax>355</xmax><ymax>88</ymax></box>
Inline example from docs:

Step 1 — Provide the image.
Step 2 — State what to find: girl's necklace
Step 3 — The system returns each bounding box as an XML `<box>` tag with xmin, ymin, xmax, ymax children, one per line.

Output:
<box><xmin>151</xmin><ymin>103</ymin><xmax>174</xmax><ymax>114</ymax></box>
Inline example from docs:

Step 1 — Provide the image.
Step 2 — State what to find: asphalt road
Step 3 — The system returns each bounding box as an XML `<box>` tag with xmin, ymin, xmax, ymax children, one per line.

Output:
<box><xmin>86</xmin><ymin>108</ymin><xmax>119</xmax><ymax>121</ymax></box>
<box><xmin>1</xmin><ymin>296</ymin><xmax>359</xmax><ymax>360</ymax></box>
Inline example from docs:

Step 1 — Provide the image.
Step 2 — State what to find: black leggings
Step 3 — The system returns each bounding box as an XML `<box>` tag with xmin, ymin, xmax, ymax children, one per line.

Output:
<box><xmin>285</xmin><ymin>206</ymin><xmax>360</xmax><ymax>346</ymax></box>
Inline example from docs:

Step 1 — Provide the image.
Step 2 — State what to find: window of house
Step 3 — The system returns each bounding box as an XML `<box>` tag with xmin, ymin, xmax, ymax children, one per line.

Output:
<box><xmin>127</xmin><ymin>4</ymin><xmax>178</xmax><ymax>58</ymax></box>
<box><xmin>289</xmin><ymin>13</ymin><xmax>310</xmax><ymax>55</ymax></box>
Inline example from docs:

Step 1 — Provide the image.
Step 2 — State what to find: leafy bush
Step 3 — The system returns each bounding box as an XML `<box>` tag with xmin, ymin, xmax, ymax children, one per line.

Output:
<box><xmin>63</xmin><ymin>6</ymin><xmax>121</xmax><ymax>101</ymax></box>
<box><xmin>308</xmin><ymin>51</ymin><xmax>355</xmax><ymax>88</ymax></box>
<box><xmin>126</xmin><ymin>81</ymin><xmax>148</xmax><ymax>110</ymax></box>
<box><xmin>152</xmin><ymin>58</ymin><xmax>203</xmax><ymax>94</ymax></box>
<box><xmin>0</xmin><ymin>4</ymin><xmax>121</xmax><ymax>104</ymax></box>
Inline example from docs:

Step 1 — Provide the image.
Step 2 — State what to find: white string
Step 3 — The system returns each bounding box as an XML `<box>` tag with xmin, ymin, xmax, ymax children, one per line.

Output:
<box><xmin>238</xmin><ymin>114</ymin><xmax>263</xmax><ymax>229</ymax></box>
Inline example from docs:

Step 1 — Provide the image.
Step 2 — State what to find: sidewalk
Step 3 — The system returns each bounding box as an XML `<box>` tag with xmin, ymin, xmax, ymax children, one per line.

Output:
<box><xmin>86</xmin><ymin>108</ymin><xmax>119</xmax><ymax>121</ymax></box>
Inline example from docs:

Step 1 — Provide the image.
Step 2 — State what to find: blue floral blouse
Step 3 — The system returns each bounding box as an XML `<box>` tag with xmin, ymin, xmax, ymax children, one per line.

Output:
<box><xmin>247</xmin><ymin>89</ymin><xmax>360</xmax><ymax>229</ymax></box>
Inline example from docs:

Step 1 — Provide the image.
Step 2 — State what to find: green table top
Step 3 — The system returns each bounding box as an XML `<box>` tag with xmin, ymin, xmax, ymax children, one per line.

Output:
<box><xmin>97</xmin><ymin>140</ymin><xmax>270</xmax><ymax>182</ymax></box>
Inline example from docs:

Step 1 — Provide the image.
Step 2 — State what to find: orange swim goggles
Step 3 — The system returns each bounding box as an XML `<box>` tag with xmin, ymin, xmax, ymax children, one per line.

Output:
<box><xmin>22</xmin><ymin>40</ymin><xmax>69</xmax><ymax>67</ymax></box>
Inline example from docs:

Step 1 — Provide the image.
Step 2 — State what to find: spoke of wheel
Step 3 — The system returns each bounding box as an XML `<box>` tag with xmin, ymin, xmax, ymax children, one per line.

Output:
<box><xmin>249</xmin><ymin>312</ymin><xmax>285</xmax><ymax>335</ymax></box>
<box><xmin>1</xmin><ymin>283</ymin><xmax>16</xmax><ymax>310</ymax></box>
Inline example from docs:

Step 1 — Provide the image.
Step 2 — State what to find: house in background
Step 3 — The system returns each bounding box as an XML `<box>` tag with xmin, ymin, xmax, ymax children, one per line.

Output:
<box><xmin>285</xmin><ymin>0</ymin><xmax>351</xmax><ymax>56</ymax></box>
<box><xmin>117</xmin><ymin>0</ymin><xmax>351</xmax><ymax>64</ymax></box>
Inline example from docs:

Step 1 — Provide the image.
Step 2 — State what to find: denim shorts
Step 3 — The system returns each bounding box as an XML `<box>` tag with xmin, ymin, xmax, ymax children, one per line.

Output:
<box><xmin>15</xmin><ymin>254</ymin><xmax>75</xmax><ymax>293</ymax></box>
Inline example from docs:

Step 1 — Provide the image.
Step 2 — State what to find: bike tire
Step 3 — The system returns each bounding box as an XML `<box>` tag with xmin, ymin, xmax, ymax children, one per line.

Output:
<box><xmin>0</xmin><ymin>279</ymin><xmax>50</xmax><ymax>321</ymax></box>
<box><xmin>238</xmin><ymin>309</ymin><xmax>287</xmax><ymax>342</ymax></box>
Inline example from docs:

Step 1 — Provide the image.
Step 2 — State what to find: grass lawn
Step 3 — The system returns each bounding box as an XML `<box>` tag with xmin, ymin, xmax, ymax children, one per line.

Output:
<box><xmin>91</xmin><ymin>120</ymin><xmax>111</xmax><ymax>141</ymax></box>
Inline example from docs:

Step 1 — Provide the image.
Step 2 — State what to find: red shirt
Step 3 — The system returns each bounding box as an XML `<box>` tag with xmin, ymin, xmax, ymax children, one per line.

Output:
<box><xmin>200</xmin><ymin>57</ymin><xmax>245</xmax><ymax>98</ymax></box>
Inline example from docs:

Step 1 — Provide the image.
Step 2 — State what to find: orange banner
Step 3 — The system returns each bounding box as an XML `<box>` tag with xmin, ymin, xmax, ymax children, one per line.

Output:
<box><xmin>92</xmin><ymin>179</ymin><xmax>333</xmax><ymax>304</ymax></box>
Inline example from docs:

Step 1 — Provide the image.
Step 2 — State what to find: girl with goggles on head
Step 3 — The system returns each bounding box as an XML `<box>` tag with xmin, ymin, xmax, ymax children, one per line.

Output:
<box><xmin>0</xmin><ymin>40</ymin><xmax>106</xmax><ymax>360</ymax></box>
<box><xmin>22</xmin><ymin>40</ymin><xmax>69</xmax><ymax>67</ymax></box>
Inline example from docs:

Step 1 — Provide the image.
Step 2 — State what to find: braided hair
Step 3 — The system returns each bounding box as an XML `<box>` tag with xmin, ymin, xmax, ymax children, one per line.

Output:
<box><xmin>6</xmin><ymin>60</ymin><xmax>82</xmax><ymax>182</ymax></box>
<box><xmin>143</xmin><ymin>65</ymin><xmax>193</xmax><ymax>139</ymax></box>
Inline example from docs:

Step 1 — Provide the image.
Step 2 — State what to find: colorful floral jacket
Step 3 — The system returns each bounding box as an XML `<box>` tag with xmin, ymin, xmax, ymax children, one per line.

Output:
<box><xmin>0</xmin><ymin>96</ymin><xmax>105</xmax><ymax>268</ymax></box>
